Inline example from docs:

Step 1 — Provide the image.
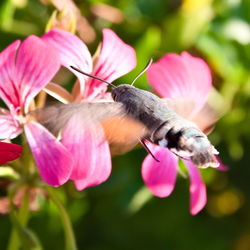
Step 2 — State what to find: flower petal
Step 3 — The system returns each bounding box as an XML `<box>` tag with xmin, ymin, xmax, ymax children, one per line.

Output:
<box><xmin>147</xmin><ymin>52</ymin><xmax>212</xmax><ymax>115</ymax></box>
<box><xmin>0</xmin><ymin>111</ymin><xmax>21</xmax><ymax>139</ymax></box>
<box><xmin>215</xmin><ymin>156</ymin><xmax>229</xmax><ymax>171</ymax></box>
<box><xmin>185</xmin><ymin>160</ymin><xmax>207</xmax><ymax>215</ymax></box>
<box><xmin>42</xmin><ymin>28</ymin><xmax>92</xmax><ymax>94</ymax></box>
<box><xmin>73</xmin><ymin>139</ymin><xmax>111</xmax><ymax>190</ymax></box>
<box><xmin>0</xmin><ymin>142</ymin><xmax>22</xmax><ymax>165</ymax></box>
<box><xmin>87</xmin><ymin>29</ymin><xmax>136</xmax><ymax>97</ymax></box>
<box><xmin>15</xmin><ymin>35</ymin><xmax>61</xmax><ymax>113</ymax></box>
<box><xmin>142</xmin><ymin>143</ymin><xmax>178</xmax><ymax>197</ymax></box>
<box><xmin>61</xmin><ymin>114</ymin><xmax>111</xmax><ymax>190</ymax></box>
<box><xmin>24</xmin><ymin>121</ymin><xmax>73</xmax><ymax>186</ymax></box>
<box><xmin>0</xmin><ymin>40</ymin><xmax>21</xmax><ymax>111</ymax></box>
<box><xmin>44</xmin><ymin>82</ymin><xmax>73</xmax><ymax>104</ymax></box>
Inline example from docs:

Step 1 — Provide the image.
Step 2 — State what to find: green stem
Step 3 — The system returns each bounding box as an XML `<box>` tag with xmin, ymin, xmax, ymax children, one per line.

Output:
<box><xmin>8</xmin><ymin>185</ymin><xmax>30</xmax><ymax>250</ymax></box>
<box><xmin>20</xmin><ymin>134</ymin><xmax>34</xmax><ymax>178</ymax></box>
<box><xmin>7</xmin><ymin>135</ymin><xmax>34</xmax><ymax>250</ymax></box>
<box><xmin>46</xmin><ymin>187</ymin><xmax>77</xmax><ymax>250</ymax></box>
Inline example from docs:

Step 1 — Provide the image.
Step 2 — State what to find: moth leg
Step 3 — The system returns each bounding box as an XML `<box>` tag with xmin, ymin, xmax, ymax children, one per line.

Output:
<box><xmin>170</xmin><ymin>150</ymin><xmax>190</xmax><ymax>161</ymax></box>
<box><xmin>139</xmin><ymin>139</ymin><xmax>160</xmax><ymax>162</ymax></box>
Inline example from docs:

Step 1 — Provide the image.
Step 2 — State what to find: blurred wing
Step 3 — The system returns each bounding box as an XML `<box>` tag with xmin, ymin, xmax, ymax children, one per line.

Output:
<box><xmin>163</xmin><ymin>98</ymin><xmax>196</xmax><ymax>120</ymax></box>
<box><xmin>162</xmin><ymin>87</ymin><xmax>225</xmax><ymax>134</ymax></box>
<box><xmin>191</xmin><ymin>105</ymin><xmax>218</xmax><ymax>134</ymax></box>
<box><xmin>163</xmin><ymin>93</ymin><xmax>223</xmax><ymax>135</ymax></box>
<box><xmin>29</xmin><ymin>102</ymin><xmax>147</xmax><ymax>154</ymax></box>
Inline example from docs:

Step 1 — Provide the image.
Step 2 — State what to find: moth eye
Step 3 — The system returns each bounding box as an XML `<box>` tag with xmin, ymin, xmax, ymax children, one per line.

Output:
<box><xmin>112</xmin><ymin>93</ymin><xmax>117</xmax><ymax>100</ymax></box>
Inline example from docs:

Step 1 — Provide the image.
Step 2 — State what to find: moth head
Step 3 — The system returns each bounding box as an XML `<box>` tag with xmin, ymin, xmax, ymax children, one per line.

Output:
<box><xmin>111</xmin><ymin>84</ymin><xmax>134</xmax><ymax>101</ymax></box>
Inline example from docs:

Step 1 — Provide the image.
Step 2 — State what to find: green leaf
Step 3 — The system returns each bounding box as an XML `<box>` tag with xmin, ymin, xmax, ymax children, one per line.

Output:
<box><xmin>127</xmin><ymin>186</ymin><xmax>153</xmax><ymax>214</ymax></box>
<box><xmin>0</xmin><ymin>166</ymin><xmax>20</xmax><ymax>180</ymax></box>
<box><xmin>0</xmin><ymin>0</ymin><xmax>15</xmax><ymax>30</ymax></box>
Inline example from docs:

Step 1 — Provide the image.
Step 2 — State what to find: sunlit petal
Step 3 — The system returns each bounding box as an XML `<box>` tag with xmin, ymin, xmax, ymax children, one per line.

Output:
<box><xmin>147</xmin><ymin>52</ymin><xmax>212</xmax><ymax>115</ymax></box>
<box><xmin>87</xmin><ymin>29</ymin><xmax>136</xmax><ymax>97</ymax></box>
<box><xmin>0</xmin><ymin>112</ymin><xmax>21</xmax><ymax>139</ymax></box>
<box><xmin>15</xmin><ymin>35</ymin><xmax>60</xmax><ymax>112</ymax></box>
<box><xmin>42</xmin><ymin>28</ymin><xmax>93</xmax><ymax>94</ymax></box>
<box><xmin>0</xmin><ymin>40</ymin><xmax>20</xmax><ymax>110</ymax></box>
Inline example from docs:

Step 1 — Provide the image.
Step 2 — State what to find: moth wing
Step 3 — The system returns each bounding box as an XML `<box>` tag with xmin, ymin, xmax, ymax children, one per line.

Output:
<box><xmin>163</xmin><ymin>98</ymin><xmax>196</xmax><ymax>120</ymax></box>
<box><xmin>101</xmin><ymin>115</ymin><xmax>148</xmax><ymax>154</ymax></box>
<box><xmin>191</xmin><ymin>88</ymin><xmax>226</xmax><ymax>134</ymax></box>
<box><xmin>163</xmin><ymin>89</ymin><xmax>224</xmax><ymax>135</ymax></box>
<box><xmin>190</xmin><ymin>105</ymin><xmax>218</xmax><ymax>134</ymax></box>
<box><xmin>29</xmin><ymin>102</ymin><xmax>148</xmax><ymax>154</ymax></box>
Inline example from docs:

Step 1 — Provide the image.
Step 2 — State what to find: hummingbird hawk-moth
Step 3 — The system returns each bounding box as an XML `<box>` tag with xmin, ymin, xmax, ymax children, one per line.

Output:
<box><xmin>32</xmin><ymin>59</ymin><xmax>219</xmax><ymax>168</ymax></box>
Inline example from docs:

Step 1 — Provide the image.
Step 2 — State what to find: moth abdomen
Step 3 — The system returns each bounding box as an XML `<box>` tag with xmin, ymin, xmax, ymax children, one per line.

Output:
<box><xmin>151</xmin><ymin>119</ymin><xmax>219</xmax><ymax>168</ymax></box>
<box><xmin>191</xmin><ymin>150</ymin><xmax>218</xmax><ymax>168</ymax></box>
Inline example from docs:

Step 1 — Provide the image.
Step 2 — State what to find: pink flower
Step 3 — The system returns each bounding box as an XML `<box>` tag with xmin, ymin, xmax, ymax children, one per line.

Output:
<box><xmin>41</xmin><ymin>28</ymin><xmax>136</xmax><ymax>190</ymax></box>
<box><xmin>0</xmin><ymin>36</ymin><xmax>73</xmax><ymax>186</ymax></box>
<box><xmin>0</xmin><ymin>142</ymin><xmax>22</xmax><ymax>165</ymax></box>
<box><xmin>142</xmin><ymin>52</ymin><xmax>224</xmax><ymax>215</ymax></box>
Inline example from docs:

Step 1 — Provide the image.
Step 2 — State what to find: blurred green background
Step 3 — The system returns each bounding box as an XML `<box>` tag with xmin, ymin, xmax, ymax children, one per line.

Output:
<box><xmin>0</xmin><ymin>0</ymin><xmax>250</xmax><ymax>249</ymax></box>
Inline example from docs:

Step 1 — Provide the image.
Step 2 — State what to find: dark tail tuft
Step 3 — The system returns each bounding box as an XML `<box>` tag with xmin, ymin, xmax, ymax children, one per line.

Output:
<box><xmin>191</xmin><ymin>151</ymin><xmax>219</xmax><ymax>168</ymax></box>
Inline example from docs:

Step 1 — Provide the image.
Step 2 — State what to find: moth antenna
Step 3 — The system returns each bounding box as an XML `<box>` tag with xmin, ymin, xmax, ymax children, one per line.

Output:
<box><xmin>70</xmin><ymin>66</ymin><xmax>116</xmax><ymax>89</ymax></box>
<box><xmin>139</xmin><ymin>139</ymin><xmax>160</xmax><ymax>162</ymax></box>
<box><xmin>131</xmin><ymin>58</ymin><xmax>153</xmax><ymax>86</ymax></box>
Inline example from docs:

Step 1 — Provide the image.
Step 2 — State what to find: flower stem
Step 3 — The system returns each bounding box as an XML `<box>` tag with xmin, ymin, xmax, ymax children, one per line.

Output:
<box><xmin>7</xmin><ymin>133</ymin><xmax>34</xmax><ymax>250</ymax></box>
<box><xmin>7</xmin><ymin>185</ymin><xmax>30</xmax><ymax>250</ymax></box>
<box><xmin>46</xmin><ymin>187</ymin><xmax>77</xmax><ymax>250</ymax></box>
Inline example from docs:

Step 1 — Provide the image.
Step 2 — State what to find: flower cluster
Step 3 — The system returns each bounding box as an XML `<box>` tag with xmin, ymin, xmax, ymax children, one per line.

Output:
<box><xmin>0</xmin><ymin>28</ymin><xmax>224</xmax><ymax>214</ymax></box>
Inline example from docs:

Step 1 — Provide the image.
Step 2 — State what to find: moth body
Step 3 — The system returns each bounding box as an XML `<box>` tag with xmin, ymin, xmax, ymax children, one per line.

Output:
<box><xmin>111</xmin><ymin>84</ymin><xmax>219</xmax><ymax>168</ymax></box>
<box><xmin>32</xmin><ymin>65</ymin><xmax>219</xmax><ymax>169</ymax></box>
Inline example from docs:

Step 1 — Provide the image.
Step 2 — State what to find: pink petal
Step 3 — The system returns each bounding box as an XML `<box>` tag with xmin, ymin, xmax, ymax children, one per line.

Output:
<box><xmin>24</xmin><ymin>121</ymin><xmax>73</xmax><ymax>186</ymax></box>
<box><xmin>0</xmin><ymin>40</ymin><xmax>21</xmax><ymax>111</ymax></box>
<box><xmin>42</xmin><ymin>29</ymin><xmax>92</xmax><ymax>94</ymax></box>
<box><xmin>0</xmin><ymin>142</ymin><xmax>22</xmax><ymax>165</ymax></box>
<box><xmin>61</xmin><ymin>114</ymin><xmax>111</xmax><ymax>190</ymax></box>
<box><xmin>185</xmin><ymin>160</ymin><xmax>207</xmax><ymax>215</ymax></box>
<box><xmin>0</xmin><ymin>111</ymin><xmax>21</xmax><ymax>139</ymax></box>
<box><xmin>87</xmin><ymin>29</ymin><xmax>136</xmax><ymax>97</ymax></box>
<box><xmin>15</xmin><ymin>35</ymin><xmax>61</xmax><ymax>113</ymax></box>
<box><xmin>73</xmin><ymin>138</ymin><xmax>111</xmax><ymax>190</ymax></box>
<box><xmin>215</xmin><ymin>156</ymin><xmax>229</xmax><ymax>171</ymax></box>
<box><xmin>147</xmin><ymin>52</ymin><xmax>212</xmax><ymax>115</ymax></box>
<box><xmin>141</xmin><ymin>143</ymin><xmax>178</xmax><ymax>197</ymax></box>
